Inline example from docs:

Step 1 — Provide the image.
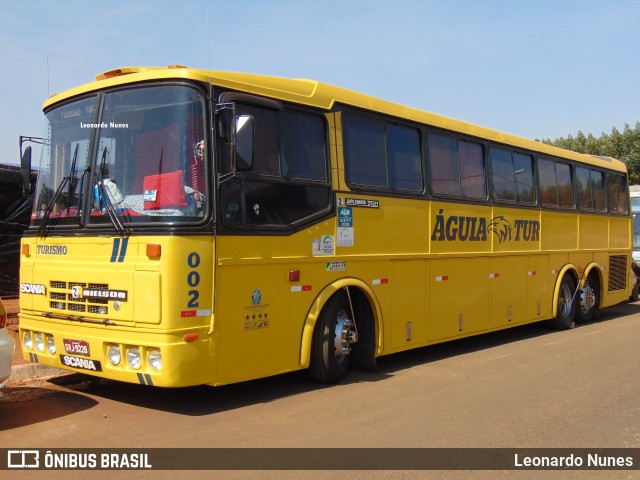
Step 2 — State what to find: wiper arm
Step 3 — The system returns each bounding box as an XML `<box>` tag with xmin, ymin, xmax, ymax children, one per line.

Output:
<box><xmin>94</xmin><ymin>146</ymin><xmax>126</xmax><ymax>235</ymax></box>
<box><xmin>38</xmin><ymin>143</ymin><xmax>79</xmax><ymax>237</ymax></box>
<box><xmin>66</xmin><ymin>142</ymin><xmax>79</xmax><ymax>211</ymax></box>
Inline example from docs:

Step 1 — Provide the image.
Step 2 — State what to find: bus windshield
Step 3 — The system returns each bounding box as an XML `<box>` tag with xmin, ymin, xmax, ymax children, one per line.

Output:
<box><xmin>32</xmin><ymin>84</ymin><xmax>208</xmax><ymax>230</ymax></box>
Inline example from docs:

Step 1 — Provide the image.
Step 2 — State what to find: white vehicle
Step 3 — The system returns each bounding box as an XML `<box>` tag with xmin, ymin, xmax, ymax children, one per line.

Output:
<box><xmin>630</xmin><ymin>186</ymin><xmax>640</xmax><ymax>301</ymax></box>
<box><xmin>631</xmin><ymin>186</ymin><xmax>640</xmax><ymax>263</ymax></box>
<box><xmin>0</xmin><ymin>297</ymin><xmax>15</xmax><ymax>382</ymax></box>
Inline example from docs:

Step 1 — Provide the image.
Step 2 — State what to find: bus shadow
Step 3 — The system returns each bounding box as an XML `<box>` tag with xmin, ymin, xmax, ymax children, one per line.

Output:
<box><xmin>48</xmin><ymin>301</ymin><xmax>640</xmax><ymax>417</ymax></box>
<box><xmin>0</xmin><ymin>386</ymin><xmax>98</xmax><ymax>431</ymax></box>
<box><xmin>375</xmin><ymin>300</ymin><xmax>640</xmax><ymax>375</ymax></box>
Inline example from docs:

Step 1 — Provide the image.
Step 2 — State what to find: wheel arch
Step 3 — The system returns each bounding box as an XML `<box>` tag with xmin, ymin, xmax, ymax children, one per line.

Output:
<box><xmin>299</xmin><ymin>278</ymin><xmax>383</xmax><ymax>369</ymax></box>
<box><xmin>581</xmin><ymin>262</ymin><xmax>603</xmax><ymax>290</ymax></box>
<box><xmin>551</xmin><ymin>264</ymin><xmax>579</xmax><ymax>317</ymax></box>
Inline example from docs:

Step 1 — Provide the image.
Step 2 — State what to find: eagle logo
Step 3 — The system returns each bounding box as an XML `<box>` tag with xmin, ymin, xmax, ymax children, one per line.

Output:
<box><xmin>488</xmin><ymin>216</ymin><xmax>512</xmax><ymax>244</ymax></box>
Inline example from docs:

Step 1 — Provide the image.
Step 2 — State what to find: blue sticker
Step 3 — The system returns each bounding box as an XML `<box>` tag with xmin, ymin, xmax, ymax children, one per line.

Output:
<box><xmin>338</xmin><ymin>207</ymin><xmax>353</xmax><ymax>227</ymax></box>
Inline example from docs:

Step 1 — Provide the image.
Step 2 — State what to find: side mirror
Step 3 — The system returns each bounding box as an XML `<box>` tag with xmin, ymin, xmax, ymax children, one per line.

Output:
<box><xmin>235</xmin><ymin>115</ymin><xmax>254</xmax><ymax>171</ymax></box>
<box><xmin>21</xmin><ymin>146</ymin><xmax>32</xmax><ymax>192</ymax></box>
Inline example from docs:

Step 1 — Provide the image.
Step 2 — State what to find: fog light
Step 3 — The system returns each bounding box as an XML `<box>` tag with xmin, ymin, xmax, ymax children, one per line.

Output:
<box><xmin>47</xmin><ymin>335</ymin><xmax>56</xmax><ymax>354</ymax></box>
<box><xmin>35</xmin><ymin>332</ymin><xmax>45</xmax><ymax>352</ymax></box>
<box><xmin>126</xmin><ymin>346</ymin><xmax>141</xmax><ymax>369</ymax></box>
<box><xmin>148</xmin><ymin>348</ymin><xmax>162</xmax><ymax>371</ymax></box>
<box><xmin>108</xmin><ymin>344</ymin><xmax>121</xmax><ymax>366</ymax></box>
<box><xmin>24</xmin><ymin>331</ymin><xmax>33</xmax><ymax>350</ymax></box>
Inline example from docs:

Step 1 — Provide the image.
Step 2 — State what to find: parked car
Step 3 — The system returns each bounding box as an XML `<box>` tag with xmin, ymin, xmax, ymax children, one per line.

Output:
<box><xmin>0</xmin><ymin>297</ymin><xmax>15</xmax><ymax>383</ymax></box>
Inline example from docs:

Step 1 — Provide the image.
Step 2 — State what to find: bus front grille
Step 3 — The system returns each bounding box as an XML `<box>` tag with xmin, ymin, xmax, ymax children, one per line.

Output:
<box><xmin>48</xmin><ymin>281</ymin><xmax>110</xmax><ymax>314</ymax></box>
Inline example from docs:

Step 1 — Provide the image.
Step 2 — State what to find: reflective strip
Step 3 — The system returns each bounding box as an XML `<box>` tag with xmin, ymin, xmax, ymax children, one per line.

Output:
<box><xmin>435</xmin><ymin>276</ymin><xmax>448</xmax><ymax>282</ymax></box>
<box><xmin>291</xmin><ymin>285</ymin><xmax>312</xmax><ymax>292</ymax></box>
<box><xmin>181</xmin><ymin>309</ymin><xmax>213</xmax><ymax>318</ymax></box>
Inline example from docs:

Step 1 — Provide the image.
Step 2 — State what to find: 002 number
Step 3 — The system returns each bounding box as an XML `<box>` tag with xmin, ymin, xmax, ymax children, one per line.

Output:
<box><xmin>187</xmin><ymin>252</ymin><xmax>200</xmax><ymax>309</ymax></box>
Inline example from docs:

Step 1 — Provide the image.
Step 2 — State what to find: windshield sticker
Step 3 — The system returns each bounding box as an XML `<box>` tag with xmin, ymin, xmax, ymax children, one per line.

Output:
<box><xmin>143</xmin><ymin>189</ymin><xmax>158</xmax><ymax>202</ymax></box>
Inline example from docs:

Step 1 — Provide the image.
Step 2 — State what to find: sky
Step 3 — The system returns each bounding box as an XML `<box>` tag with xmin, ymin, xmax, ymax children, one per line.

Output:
<box><xmin>1</xmin><ymin>0</ymin><xmax>639</xmax><ymax>166</ymax></box>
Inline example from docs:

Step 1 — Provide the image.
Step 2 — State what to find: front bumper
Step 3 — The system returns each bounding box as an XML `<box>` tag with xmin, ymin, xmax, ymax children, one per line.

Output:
<box><xmin>19</xmin><ymin>315</ymin><xmax>214</xmax><ymax>388</ymax></box>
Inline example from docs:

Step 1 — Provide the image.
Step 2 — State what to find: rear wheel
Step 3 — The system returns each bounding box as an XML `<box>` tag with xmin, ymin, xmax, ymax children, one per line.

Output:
<box><xmin>575</xmin><ymin>275</ymin><xmax>600</xmax><ymax>324</ymax></box>
<box><xmin>545</xmin><ymin>275</ymin><xmax>576</xmax><ymax>330</ymax></box>
<box><xmin>308</xmin><ymin>291</ymin><xmax>356</xmax><ymax>383</ymax></box>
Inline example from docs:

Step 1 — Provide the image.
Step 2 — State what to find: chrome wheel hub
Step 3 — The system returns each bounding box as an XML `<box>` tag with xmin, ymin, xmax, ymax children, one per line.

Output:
<box><xmin>334</xmin><ymin>310</ymin><xmax>356</xmax><ymax>361</ymax></box>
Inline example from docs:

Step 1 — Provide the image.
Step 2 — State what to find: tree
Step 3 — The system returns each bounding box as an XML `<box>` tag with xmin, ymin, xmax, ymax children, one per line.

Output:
<box><xmin>539</xmin><ymin>122</ymin><xmax>640</xmax><ymax>184</ymax></box>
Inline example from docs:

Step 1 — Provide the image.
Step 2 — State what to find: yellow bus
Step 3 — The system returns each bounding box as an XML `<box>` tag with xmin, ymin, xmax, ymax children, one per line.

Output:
<box><xmin>19</xmin><ymin>65</ymin><xmax>632</xmax><ymax>387</ymax></box>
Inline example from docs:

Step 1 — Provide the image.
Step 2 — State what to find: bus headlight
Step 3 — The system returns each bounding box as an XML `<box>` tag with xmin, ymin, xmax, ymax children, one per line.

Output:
<box><xmin>23</xmin><ymin>332</ymin><xmax>33</xmax><ymax>350</ymax></box>
<box><xmin>147</xmin><ymin>348</ymin><xmax>162</xmax><ymax>371</ymax></box>
<box><xmin>108</xmin><ymin>345</ymin><xmax>121</xmax><ymax>366</ymax></box>
<box><xmin>35</xmin><ymin>332</ymin><xmax>45</xmax><ymax>352</ymax></box>
<box><xmin>47</xmin><ymin>335</ymin><xmax>56</xmax><ymax>354</ymax></box>
<box><xmin>126</xmin><ymin>346</ymin><xmax>141</xmax><ymax>369</ymax></box>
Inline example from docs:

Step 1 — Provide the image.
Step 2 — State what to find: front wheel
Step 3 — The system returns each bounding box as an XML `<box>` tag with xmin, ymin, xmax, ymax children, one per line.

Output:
<box><xmin>545</xmin><ymin>275</ymin><xmax>576</xmax><ymax>330</ymax></box>
<box><xmin>308</xmin><ymin>291</ymin><xmax>356</xmax><ymax>383</ymax></box>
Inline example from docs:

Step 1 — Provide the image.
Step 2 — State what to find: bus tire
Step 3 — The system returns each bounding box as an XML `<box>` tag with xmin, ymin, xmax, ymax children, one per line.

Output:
<box><xmin>308</xmin><ymin>291</ymin><xmax>354</xmax><ymax>383</ymax></box>
<box><xmin>575</xmin><ymin>274</ymin><xmax>600</xmax><ymax>324</ymax></box>
<box><xmin>545</xmin><ymin>275</ymin><xmax>576</xmax><ymax>330</ymax></box>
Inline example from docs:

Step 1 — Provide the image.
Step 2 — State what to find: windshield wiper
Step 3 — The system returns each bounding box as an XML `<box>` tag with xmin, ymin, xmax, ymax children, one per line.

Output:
<box><xmin>38</xmin><ymin>143</ymin><xmax>79</xmax><ymax>236</ymax></box>
<box><xmin>94</xmin><ymin>146</ymin><xmax>126</xmax><ymax>235</ymax></box>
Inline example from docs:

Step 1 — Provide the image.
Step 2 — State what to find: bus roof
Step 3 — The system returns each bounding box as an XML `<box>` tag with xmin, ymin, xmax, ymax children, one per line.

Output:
<box><xmin>44</xmin><ymin>65</ymin><xmax>627</xmax><ymax>173</ymax></box>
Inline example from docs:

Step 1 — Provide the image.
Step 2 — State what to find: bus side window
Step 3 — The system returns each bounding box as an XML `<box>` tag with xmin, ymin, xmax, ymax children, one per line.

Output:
<box><xmin>429</xmin><ymin>133</ymin><xmax>484</xmax><ymax>199</ymax></box>
<box><xmin>577</xmin><ymin>167</ymin><xmax>606</xmax><ymax>212</ymax></box>
<box><xmin>219</xmin><ymin>105</ymin><xmax>330</xmax><ymax>230</ymax></box>
<box><xmin>608</xmin><ymin>173</ymin><xmax>629</xmax><ymax>215</ymax></box>
<box><xmin>490</xmin><ymin>148</ymin><xmax>534</xmax><ymax>204</ymax></box>
<box><xmin>236</xmin><ymin>105</ymin><xmax>279</xmax><ymax>176</ymax></box>
<box><xmin>343</xmin><ymin>116</ymin><xmax>387</xmax><ymax>188</ymax></box>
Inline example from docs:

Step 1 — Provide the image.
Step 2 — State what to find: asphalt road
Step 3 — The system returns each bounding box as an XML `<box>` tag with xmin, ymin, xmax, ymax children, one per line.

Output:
<box><xmin>1</xmin><ymin>302</ymin><xmax>639</xmax><ymax>480</ymax></box>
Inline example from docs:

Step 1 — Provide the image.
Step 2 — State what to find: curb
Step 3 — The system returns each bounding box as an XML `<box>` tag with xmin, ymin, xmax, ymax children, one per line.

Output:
<box><xmin>9</xmin><ymin>363</ymin><xmax>67</xmax><ymax>382</ymax></box>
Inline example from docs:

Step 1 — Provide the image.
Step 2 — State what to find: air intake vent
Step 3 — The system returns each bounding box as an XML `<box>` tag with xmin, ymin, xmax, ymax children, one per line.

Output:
<box><xmin>608</xmin><ymin>255</ymin><xmax>628</xmax><ymax>292</ymax></box>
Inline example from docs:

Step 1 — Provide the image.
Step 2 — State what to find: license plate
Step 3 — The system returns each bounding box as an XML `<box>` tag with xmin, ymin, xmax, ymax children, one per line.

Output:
<box><xmin>63</xmin><ymin>339</ymin><xmax>90</xmax><ymax>356</ymax></box>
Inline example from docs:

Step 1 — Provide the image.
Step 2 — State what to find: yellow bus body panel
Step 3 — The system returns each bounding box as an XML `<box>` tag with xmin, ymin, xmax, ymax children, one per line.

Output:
<box><xmin>19</xmin><ymin>67</ymin><xmax>632</xmax><ymax>387</ymax></box>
